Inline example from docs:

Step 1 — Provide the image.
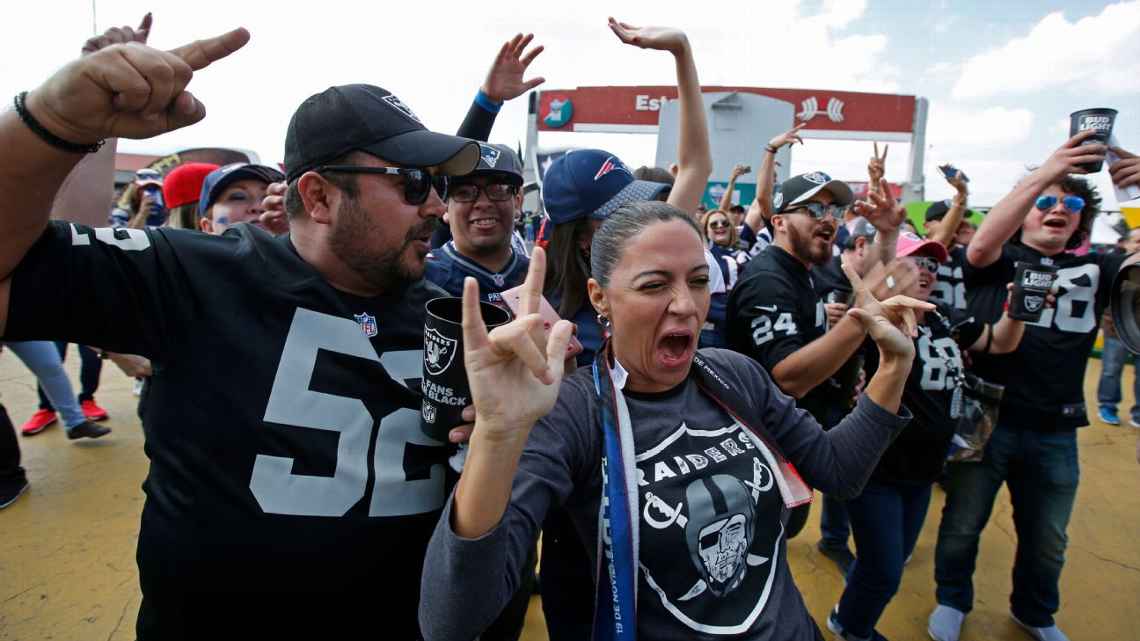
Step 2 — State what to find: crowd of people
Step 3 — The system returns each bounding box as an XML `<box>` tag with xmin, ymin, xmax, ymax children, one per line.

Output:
<box><xmin>1</xmin><ymin>13</ymin><xmax>1139</xmax><ymax>641</ymax></box>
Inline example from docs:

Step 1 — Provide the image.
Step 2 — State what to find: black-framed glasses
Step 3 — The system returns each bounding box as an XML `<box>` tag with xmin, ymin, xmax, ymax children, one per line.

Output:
<box><xmin>316</xmin><ymin>165</ymin><xmax>446</xmax><ymax>205</ymax></box>
<box><xmin>449</xmin><ymin>182</ymin><xmax>518</xmax><ymax>203</ymax></box>
<box><xmin>913</xmin><ymin>256</ymin><xmax>940</xmax><ymax>274</ymax></box>
<box><xmin>708</xmin><ymin>220</ymin><xmax>731</xmax><ymax>230</ymax></box>
<box><xmin>786</xmin><ymin>202</ymin><xmax>841</xmax><ymax>220</ymax></box>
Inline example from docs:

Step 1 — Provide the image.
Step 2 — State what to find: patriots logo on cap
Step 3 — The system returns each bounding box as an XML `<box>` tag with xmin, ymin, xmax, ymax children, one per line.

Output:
<box><xmin>381</xmin><ymin>94</ymin><xmax>423</xmax><ymax>124</ymax></box>
<box><xmin>479</xmin><ymin>144</ymin><xmax>502</xmax><ymax>168</ymax></box>
<box><xmin>803</xmin><ymin>172</ymin><xmax>831</xmax><ymax>185</ymax></box>
<box><xmin>594</xmin><ymin>156</ymin><xmax>630</xmax><ymax>181</ymax></box>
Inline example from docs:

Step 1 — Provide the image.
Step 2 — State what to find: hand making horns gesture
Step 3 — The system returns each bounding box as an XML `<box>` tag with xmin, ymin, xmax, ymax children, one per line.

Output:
<box><xmin>461</xmin><ymin>247</ymin><xmax>574</xmax><ymax>443</ymax></box>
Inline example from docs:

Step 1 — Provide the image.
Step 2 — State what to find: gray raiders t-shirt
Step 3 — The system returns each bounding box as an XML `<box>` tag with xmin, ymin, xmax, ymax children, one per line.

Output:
<box><xmin>419</xmin><ymin>348</ymin><xmax>909</xmax><ymax>641</ymax></box>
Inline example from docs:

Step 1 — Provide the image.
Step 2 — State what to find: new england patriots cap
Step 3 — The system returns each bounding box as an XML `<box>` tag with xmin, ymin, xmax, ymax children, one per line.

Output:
<box><xmin>773</xmin><ymin>171</ymin><xmax>854</xmax><ymax>214</ymax></box>
<box><xmin>456</xmin><ymin>143</ymin><xmax>524</xmax><ymax>186</ymax></box>
<box><xmin>284</xmin><ymin>84</ymin><xmax>480</xmax><ymax>182</ymax></box>
<box><xmin>542</xmin><ymin>149</ymin><xmax>670</xmax><ymax>226</ymax></box>
<box><xmin>199</xmin><ymin>163</ymin><xmax>285</xmax><ymax>217</ymax></box>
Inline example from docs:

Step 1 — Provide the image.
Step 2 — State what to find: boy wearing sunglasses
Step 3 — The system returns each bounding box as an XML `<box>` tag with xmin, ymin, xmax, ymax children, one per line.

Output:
<box><xmin>424</xmin><ymin>143</ymin><xmax>528</xmax><ymax>306</ymax></box>
<box><xmin>929</xmin><ymin>132</ymin><xmax>1129</xmax><ymax>641</ymax></box>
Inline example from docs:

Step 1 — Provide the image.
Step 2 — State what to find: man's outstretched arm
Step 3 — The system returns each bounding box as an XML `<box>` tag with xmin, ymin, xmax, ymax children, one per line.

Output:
<box><xmin>0</xmin><ymin>26</ymin><xmax>249</xmax><ymax>334</ymax></box>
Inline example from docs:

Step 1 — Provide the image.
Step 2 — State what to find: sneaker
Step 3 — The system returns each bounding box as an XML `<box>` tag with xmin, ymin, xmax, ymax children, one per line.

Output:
<box><xmin>1130</xmin><ymin>416</ymin><xmax>1140</xmax><ymax>429</ymax></box>
<box><xmin>80</xmin><ymin>399</ymin><xmax>109</xmax><ymax>421</ymax></box>
<box><xmin>817</xmin><ymin>540</ymin><xmax>856</xmax><ymax>576</ymax></box>
<box><xmin>66</xmin><ymin>421</ymin><xmax>111</xmax><ymax>440</ymax></box>
<box><xmin>20</xmin><ymin>409</ymin><xmax>58</xmax><ymax>436</ymax></box>
<box><xmin>0</xmin><ymin>479</ymin><xmax>29</xmax><ymax>509</ymax></box>
<box><xmin>928</xmin><ymin>604</ymin><xmax>965</xmax><ymax>641</ymax></box>
<box><xmin>1010</xmin><ymin>614</ymin><xmax>1070</xmax><ymax>641</ymax></box>
<box><xmin>827</xmin><ymin>606</ymin><xmax>889</xmax><ymax>641</ymax></box>
<box><xmin>1097</xmin><ymin>406</ymin><xmax>1120</xmax><ymax>425</ymax></box>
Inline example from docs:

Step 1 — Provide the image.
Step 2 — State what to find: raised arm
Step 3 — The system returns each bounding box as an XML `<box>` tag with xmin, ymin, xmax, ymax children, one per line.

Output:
<box><xmin>608</xmin><ymin>18</ymin><xmax>711</xmax><ymax>216</ymax></box>
<box><xmin>748</xmin><ymin>124</ymin><xmax>805</xmax><ymax>231</ymax></box>
<box><xmin>929</xmin><ymin>168</ymin><xmax>969</xmax><ymax>248</ymax></box>
<box><xmin>451</xmin><ymin>247</ymin><xmax>573</xmax><ymax>538</ymax></box>
<box><xmin>457</xmin><ymin>33</ymin><xmax>545</xmax><ymax>141</ymax></box>
<box><xmin>719</xmin><ymin>163</ymin><xmax>749</xmax><ymax>212</ymax></box>
<box><xmin>0</xmin><ymin>27</ymin><xmax>249</xmax><ymax>284</ymax></box>
<box><xmin>968</xmin><ymin>130</ymin><xmax>1104</xmax><ymax>268</ymax></box>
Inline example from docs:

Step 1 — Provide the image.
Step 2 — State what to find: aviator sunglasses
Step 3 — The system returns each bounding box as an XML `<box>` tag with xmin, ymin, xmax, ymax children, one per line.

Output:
<box><xmin>1034</xmin><ymin>194</ymin><xmax>1085</xmax><ymax>214</ymax></box>
<box><xmin>786</xmin><ymin>202</ymin><xmax>842</xmax><ymax>220</ymax></box>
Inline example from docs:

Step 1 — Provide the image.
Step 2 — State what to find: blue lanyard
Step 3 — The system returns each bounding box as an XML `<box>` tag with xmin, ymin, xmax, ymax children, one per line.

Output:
<box><xmin>591</xmin><ymin>351</ymin><xmax>637</xmax><ymax>641</ymax></box>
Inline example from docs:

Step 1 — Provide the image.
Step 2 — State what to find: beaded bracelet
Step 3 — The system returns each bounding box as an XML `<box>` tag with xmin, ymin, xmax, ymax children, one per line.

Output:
<box><xmin>13</xmin><ymin>91</ymin><xmax>104</xmax><ymax>154</ymax></box>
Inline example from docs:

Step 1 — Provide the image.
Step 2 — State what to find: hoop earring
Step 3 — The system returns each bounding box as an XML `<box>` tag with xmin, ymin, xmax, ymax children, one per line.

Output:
<box><xmin>596</xmin><ymin>313</ymin><xmax>612</xmax><ymax>330</ymax></box>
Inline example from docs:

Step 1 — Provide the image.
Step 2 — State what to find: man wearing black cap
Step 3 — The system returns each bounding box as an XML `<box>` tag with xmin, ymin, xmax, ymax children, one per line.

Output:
<box><xmin>0</xmin><ymin>32</ymin><xmax>482</xmax><ymax>640</ymax></box>
<box><xmin>726</xmin><ymin>172</ymin><xmax>905</xmax><ymax>547</ymax></box>
<box><xmin>426</xmin><ymin>143</ymin><xmax>529</xmax><ymax>305</ymax></box>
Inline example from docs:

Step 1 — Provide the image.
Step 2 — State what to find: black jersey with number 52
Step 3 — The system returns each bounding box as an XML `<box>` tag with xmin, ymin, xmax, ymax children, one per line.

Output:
<box><xmin>4</xmin><ymin>222</ymin><xmax>450</xmax><ymax>639</ymax></box>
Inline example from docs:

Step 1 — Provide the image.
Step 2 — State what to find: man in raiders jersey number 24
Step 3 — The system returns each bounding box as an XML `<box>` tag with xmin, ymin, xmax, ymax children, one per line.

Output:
<box><xmin>929</xmin><ymin>131</ymin><xmax>1134</xmax><ymax>641</ymax></box>
<box><xmin>0</xmin><ymin>32</ymin><xmax>484</xmax><ymax>640</ymax></box>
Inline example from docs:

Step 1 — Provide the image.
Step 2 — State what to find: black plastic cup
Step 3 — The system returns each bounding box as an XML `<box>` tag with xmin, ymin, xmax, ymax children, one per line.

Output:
<box><xmin>1069</xmin><ymin>108</ymin><xmax>1117</xmax><ymax>172</ymax></box>
<box><xmin>1008</xmin><ymin>261</ymin><xmax>1057</xmax><ymax>322</ymax></box>
<box><xmin>420</xmin><ymin>297</ymin><xmax>511</xmax><ymax>441</ymax></box>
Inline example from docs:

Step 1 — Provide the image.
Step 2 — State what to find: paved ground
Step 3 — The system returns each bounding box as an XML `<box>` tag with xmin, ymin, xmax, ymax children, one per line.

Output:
<box><xmin>1</xmin><ymin>348</ymin><xmax>1138</xmax><ymax>640</ymax></box>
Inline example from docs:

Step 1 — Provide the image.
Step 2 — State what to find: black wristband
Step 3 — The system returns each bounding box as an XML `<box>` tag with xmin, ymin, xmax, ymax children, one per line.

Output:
<box><xmin>13</xmin><ymin>92</ymin><xmax>104</xmax><ymax>154</ymax></box>
<box><xmin>765</xmin><ymin>144</ymin><xmax>779</xmax><ymax>154</ymax></box>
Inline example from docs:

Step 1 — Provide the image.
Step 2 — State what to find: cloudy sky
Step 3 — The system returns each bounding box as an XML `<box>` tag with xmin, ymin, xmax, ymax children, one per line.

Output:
<box><xmin>2</xmin><ymin>0</ymin><xmax>1137</xmax><ymax>208</ymax></box>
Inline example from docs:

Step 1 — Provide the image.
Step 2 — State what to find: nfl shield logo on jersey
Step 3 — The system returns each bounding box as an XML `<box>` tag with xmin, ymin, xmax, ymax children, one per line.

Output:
<box><xmin>354</xmin><ymin>312</ymin><xmax>378</xmax><ymax>337</ymax></box>
<box><xmin>422</xmin><ymin>399</ymin><xmax>437</xmax><ymax>425</ymax></box>
<box><xmin>424</xmin><ymin>328</ymin><xmax>458</xmax><ymax>376</ymax></box>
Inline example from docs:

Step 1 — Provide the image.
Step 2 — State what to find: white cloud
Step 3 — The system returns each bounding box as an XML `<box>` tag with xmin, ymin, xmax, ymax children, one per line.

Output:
<box><xmin>926</xmin><ymin>105</ymin><xmax>1035</xmax><ymax>150</ymax></box>
<box><xmin>952</xmin><ymin>1</ymin><xmax>1140</xmax><ymax>99</ymax></box>
<box><xmin>925</xmin><ymin>61</ymin><xmax>958</xmax><ymax>76</ymax></box>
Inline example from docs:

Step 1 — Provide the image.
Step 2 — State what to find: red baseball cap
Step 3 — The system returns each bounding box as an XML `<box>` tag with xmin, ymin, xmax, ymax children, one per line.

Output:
<box><xmin>163</xmin><ymin>163</ymin><xmax>220</xmax><ymax>209</ymax></box>
<box><xmin>896</xmin><ymin>231</ymin><xmax>949</xmax><ymax>262</ymax></box>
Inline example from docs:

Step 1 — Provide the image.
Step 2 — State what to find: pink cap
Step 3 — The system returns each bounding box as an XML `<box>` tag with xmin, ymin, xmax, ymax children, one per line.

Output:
<box><xmin>896</xmin><ymin>231</ymin><xmax>949</xmax><ymax>262</ymax></box>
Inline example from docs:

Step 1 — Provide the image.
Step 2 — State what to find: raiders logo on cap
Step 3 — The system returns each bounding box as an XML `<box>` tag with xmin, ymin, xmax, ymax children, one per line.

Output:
<box><xmin>803</xmin><ymin>171</ymin><xmax>831</xmax><ymax>185</ymax></box>
<box><xmin>381</xmin><ymin>94</ymin><xmax>423</xmax><ymax>124</ymax></box>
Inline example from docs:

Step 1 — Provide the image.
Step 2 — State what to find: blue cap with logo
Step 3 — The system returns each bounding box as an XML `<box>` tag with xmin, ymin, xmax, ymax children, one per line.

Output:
<box><xmin>198</xmin><ymin>163</ymin><xmax>285</xmax><ymax>217</ymax></box>
<box><xmin>459</xmin><ymin>143</ymin><xmax>524</xmax><ymax>186</ymax></box>
<box><xmin>541</xmin><ymin>149</ymin><xmax>671</xmax><ymax>226</ymax></box>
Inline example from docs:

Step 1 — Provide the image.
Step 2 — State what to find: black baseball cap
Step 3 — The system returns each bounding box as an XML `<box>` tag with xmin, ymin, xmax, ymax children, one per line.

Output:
<box><xmin>284</xmin><ymin>84</ymin><xmax>480</xmax><ymax>182</ymax></box>
<box><xmin>452</xmin><ymin>143</ymin><xmax>524</xmax><ymax>186</ymax></box>
<box><xmin>772</xmin><ymin>171</ymin><xmax>854</xmax><ymax>214</ymax></box>
<box><xmin>925</xmin><ymin>199</ymin><xmax>974</xmax><ymax>222</ymax></box>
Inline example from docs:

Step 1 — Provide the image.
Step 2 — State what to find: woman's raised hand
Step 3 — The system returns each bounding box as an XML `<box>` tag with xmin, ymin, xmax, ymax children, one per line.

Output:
<box><xmin>461</xmin><ymin>247</ymin><xmax>574</xmax><ymax>443</ymax></box>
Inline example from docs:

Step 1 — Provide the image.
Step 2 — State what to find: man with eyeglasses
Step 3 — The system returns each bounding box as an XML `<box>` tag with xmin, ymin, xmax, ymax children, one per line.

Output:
<box><xmin>928</xmin><ymin>132</ymin><xmax>1134</xmax><ymax>641</ymax></box>
<box><xmin>425</xmin><ymin>143</ymin><xmax>529</xmax><ymax>306</ymax></box>
<box><xmin>0</xmin><ymin>27</ymin><xmax>497</xmax><ymax>638</ymax></box>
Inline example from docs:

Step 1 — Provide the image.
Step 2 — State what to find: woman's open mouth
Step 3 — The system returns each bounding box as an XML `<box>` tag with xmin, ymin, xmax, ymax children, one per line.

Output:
<box><xmin>657</xmin><ymin>329</ymin><xmax>695</xmax><ymax>368</ymax></box>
